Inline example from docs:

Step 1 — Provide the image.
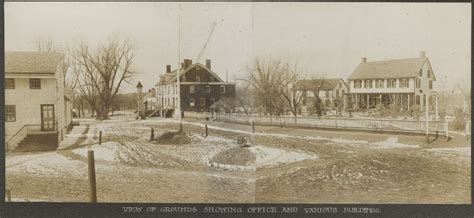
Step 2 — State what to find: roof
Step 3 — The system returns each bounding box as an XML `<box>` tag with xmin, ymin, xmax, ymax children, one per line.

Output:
<box><xmin>348</xmin><ymin>57</ymin><xmax>428</xmax><ymax>80</ymax></box>
<box><xmin>155</xmin><ymin>63</ymin><xmax>224</xmax><ymax>86</ymax></box>
<box><xmin>5</xmin><ymin>52</ymin><xmax>61</xmax><ymax>74</ymax></box>
<box><xmin>294</xmin><ymin>78</ymin><xmax>345</xmax><ymax>90</ymax></box>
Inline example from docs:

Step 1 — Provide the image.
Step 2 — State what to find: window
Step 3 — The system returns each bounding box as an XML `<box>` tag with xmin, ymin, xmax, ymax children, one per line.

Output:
<box><xmin>364</xmin><ymin>80</ymin><xmax>373</xmax><ymax>88</ymax></box>
<box><xmin>196</xmin><ymin>76</ymin><xmax>200</xmax><ymax>82</ymax></box>
<box><xmin>354</xmin><ymin>80</ymin><xmax>362</xmax><ymax>89</ymax></box>
<box><xmin>190</xmin><ymin>98</ymin><xmax>195</xmax><ymax>107</ymax></box>
<box><xmin>175</xmin><ymin>85</ymin><xmax>178</xmax><ymax>94</ymax></box>
<box><xmin>429</xmin><ymin>80</ymin><xmax>433</xmax><ymax>89</ymax></box>
<box><xmin>416</xmin><ymin>95</ymin><xmax>420</xmax><ymax>105</ymax></box>
<box><xmin>375</xmin><ymin>79</ymin><xmax>384</xmax><ymax>88</ymax></box>
<box><xmin>416</xmin><ymin>78</ymin><xmax>420</xmax><ymax>88</ymax></box>
<box><xmin>200</xmin><ymin>98</ymin><xmax>205</xmax><ymax>106</ymax></box>
<box><xmin>5</xmin><ymin>78</ymin><xmax>15</xmax><ymax>89</ymax></box>
<box><xmin>190</xmin><ymin>85</ymin><xmax>195</xmax><ymax>94</ymax></box>
<box><xmin>387</xmin><ymin>79</ymin><xmax>396</xmax><ymax>88</ymax></box>
<box><xmin>220</xmin><ymin>85</ymin><xmax>225</xmax><ymax>93</ymax></box>
<box><xmin>6</xmin><ymin>105</ymin><xmax>16</xmax><ymax>122</ymax></box>
<box><xmin>210</xmin><ymin>98</ymin><xmax>215</xmax><ymax>105</ymax></box>
<box><xmin>427</xmin><ymin>70</ymin><xmax>431</xmax><ymax>78</ymax></box>
<box><xmin>423</xmin><ymin>94</ymin><xmax>426</xmax><ymax>106</ymax></box>
<box><xmin>400</xmin><ymin>79</ymin><xmax>409</xmax><ymax>88</ymax></box>
<box><xmin>206</xmin><ymin>85</ymin><xmax>211</xmax><ymax>94</ymax></box>
<box><xmin>210</xmin><ymin>76</ymin><xmax>214</xmax><ymax>82</ymax></box>
<box><xmin>419</xmin><ymin>70</ymin><xmax>422</xmax><ymax>77</ymax></box>
<box><xmin>29</xmin><ymin>78</ymin><xmax>41</xmax><ymax>89</ymax></box>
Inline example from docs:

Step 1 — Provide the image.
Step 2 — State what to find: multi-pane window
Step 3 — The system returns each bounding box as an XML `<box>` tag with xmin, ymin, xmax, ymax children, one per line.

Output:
<box><xmin>190</xmin><ymin>85</ymin><xmax>195</xmax><ymax>94</ymax></box>
<box><xmin>354</xmin><ymin>80</ymin><xmax>362</xmax><ymax>89</ymax></box>
<box><xmin>375</xmin><ymin>79</ymin><xmax>384</xmax><ymax>88</ymax></box>
<box><xmin>416</xmin><ymin>95</ymin><xmax>420</xmax><ymax>105</ymax></box>
<box><xmin>29</xmin><ymin>78</ymin><xmax>41</xmax><ymax>89</ymax></box>
<box><xmin>196</xmin><ymin>76</ymin><xmax>200</xmax><ymax>82</ymax></box>
<box><xmin>364</xmin><ymin>80</ymin><xmax>373</xmax><ymax>88</ymax></box>
<box><xmin>190</xmin><ymin>98</ymin><xmax>195</xmax><ymax>107</ymax></box>
<box><xmin>220</xmin><ymin>85</ymin><xmax>225</xmax><ymax>93</ymax></box>
<box><xmin>400</xmin><ymin>79</ymin><xmax>409</xmax><ymax>88</ymax></box>
<box><xmin>427</xmin><ymin>70</ymin><xmax>431</xmax><ymax>78</ymax></box>
<box><xmin>387</xmin><ymin>79</ymin><xmax>396</xmax><ymax>88</ymax></box>
<box><xmin>5</xmin><ymin>105</ymin><xmax>16</xmax><ymax>122</ymax></box>
<box><xmin>206</xmin><ymin>85</ymin><xmax>211</xmax><ymax>93</ymax></box>
<box><xmin>416</xmin><ymin>78</ymin><xmax>420</xmax><ymax>88</ymax></box>
<box><xmin>200</xmin><ymin>98</ymin><xmax>205</xmax><ymax>106</ymax></box>
<box><xmin>429</xmin><ymin>80</ymin><xmax>433</xmax><ymax>89</ymax></box>
<box><xmin>5</xmin><ymin>78</ymin><xmax>15</xmax><ymax>89</ymax></box>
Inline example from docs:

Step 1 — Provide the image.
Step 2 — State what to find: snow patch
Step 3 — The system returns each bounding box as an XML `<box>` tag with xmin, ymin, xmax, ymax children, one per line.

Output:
<box><xmin>369</xmin><ymin>136</ymin><xmax>419</xmax><ymax>149</ymax></box>
<box><xmin>425</xmin><ymin>147</ymin><xmax>471</xmax><ymax>156</ymax></box>
<box><xmin>71</xmin><ymin>142</ymin><xmax>119</xmax><ymax>161</ymax></box>
<box><xmin>6</xmin><ymin>153</ymin><xmax>87</xmax><ymax>177</ymax></box>
<box><xmin>247</xmin><ymin>145</ymin><xmax>318</xmax><ymax>167</ymax></box>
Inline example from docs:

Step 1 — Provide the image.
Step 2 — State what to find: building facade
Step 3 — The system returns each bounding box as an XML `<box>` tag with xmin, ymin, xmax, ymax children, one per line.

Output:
<box><xmin>5</xmin><ymin>52</ymin><xmax>73</xmax><ymax>151</ymax></box>
<box><xmin>347</xmin><ymin>51</ymin><xmax>436</xmax><ymax>110</ymax></box>
<box><xmin>155</xmin><ymin>59</ymin><xmax>236</xmax><ymax>117</ymax></box>
<box><xmin>295</xmin><ymin>78</ymin><xmax>349</xmax><ymax>112</ymax></box>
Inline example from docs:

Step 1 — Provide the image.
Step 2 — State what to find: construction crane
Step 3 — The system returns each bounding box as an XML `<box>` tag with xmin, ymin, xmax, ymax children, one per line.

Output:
<box><xmin>195</xmin><ymin>21</ymin><xmax>219</xmax><ymax>63</ymax></box>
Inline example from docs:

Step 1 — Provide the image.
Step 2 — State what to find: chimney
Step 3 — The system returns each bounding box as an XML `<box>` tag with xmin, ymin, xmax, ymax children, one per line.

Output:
<box><xmin>361</xmin><ymin>57</ymin><xmax>367</xmax><ymax>63</ymax></box>
<box><xmin>184</xmin><ymin>59</ymin><xmax>192</xmax><ymax>69</ymax></box>
<box><xmin>419</xmin><ymin>51</ymin><xmax>426</xmax><ymax>58</ymax></box>
<box><xmin>206</xmin><ymin>59</ymin><xmax>211</xmax><ymax>70</ymax></box>
<box><xmin>166</xmin><ymin>65</ymin><xmax>171</xmax><ymax>73</ymax></box>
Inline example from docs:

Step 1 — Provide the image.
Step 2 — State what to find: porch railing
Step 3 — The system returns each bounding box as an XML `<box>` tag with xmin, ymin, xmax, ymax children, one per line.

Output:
<box><xmin>6</xmin><ymin>122</ymin><xmax>59</xmax><ymax>151</ymax></box>
<box><xmin>215</xmin><ymin>113</ymin><xmax>445</xmax><ymax>135</ymax></box>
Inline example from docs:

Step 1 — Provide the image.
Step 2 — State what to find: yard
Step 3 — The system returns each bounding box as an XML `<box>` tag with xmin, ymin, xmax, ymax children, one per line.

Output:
<box><xmin>5</xmin><ymin>112</ymin><xmax>471</xmax><ymax>203</ymax></box>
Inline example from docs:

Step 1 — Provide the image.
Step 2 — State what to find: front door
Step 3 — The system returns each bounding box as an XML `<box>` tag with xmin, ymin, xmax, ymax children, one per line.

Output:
<box><xmin>41</xmin><ymin>104</ymin><xmax>55</xmax><ymax>131</ymax></box>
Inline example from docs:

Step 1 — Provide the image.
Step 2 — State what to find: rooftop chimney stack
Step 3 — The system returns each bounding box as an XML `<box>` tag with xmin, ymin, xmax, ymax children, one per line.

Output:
<box><xmin>206</xmin><ymin>59</ymin><xmax>211</xmax><ymax>70</ymax></box>
<box><xmin>166</xmin><ymin>65</ymin><xmax>171</xmax><ymax>73</ymax></box>
<box><xmin>184</xmin><ymin>59</ymin><xmax>192</xmax><ymax>69</ymax></box>
<box><xmin>361</xmin><ymin>57</ymin><xmax>367</xmax><ymax>63</ymax></box>
<box><xmin>419</xmin><ymin>51</ymin><xmax>426</xmax><ymax>58</ymax></box>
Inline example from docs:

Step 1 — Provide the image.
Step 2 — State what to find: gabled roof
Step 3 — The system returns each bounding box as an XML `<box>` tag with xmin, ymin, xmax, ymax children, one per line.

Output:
<box><xmin>155</xmin><ymin>63</ymin><xmax>224</xmax><ymax>86</ymax></box>
<box><xmin>348</xmin><ymin>57</ymin><xmax>429</xmax><ymax>80</ymax></box>
<box><xmin>6</xmin><ymin>51</ymin><xmax>60</xmax><ymax>74</ymax></box>
<box><xmin>294</xmin><ymin>78</ymin><xmax>346</xmax><ymax>90</ymax></box>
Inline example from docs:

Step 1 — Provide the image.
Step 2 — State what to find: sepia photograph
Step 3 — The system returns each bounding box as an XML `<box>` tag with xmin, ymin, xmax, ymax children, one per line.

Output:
<box><xmin>3</xmin><ymin>2</ymin><xmax>471</xmax><ymax>208</ymax></box>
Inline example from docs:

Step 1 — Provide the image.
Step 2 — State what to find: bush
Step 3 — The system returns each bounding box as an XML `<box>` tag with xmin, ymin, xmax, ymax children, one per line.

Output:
<box><xmin>452</xmin><ymin>107</ymin><xmax>468</xmax><ymax>131</ymax></box>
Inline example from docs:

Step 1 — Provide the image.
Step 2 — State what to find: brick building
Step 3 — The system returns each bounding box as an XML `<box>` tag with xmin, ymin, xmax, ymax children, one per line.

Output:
<box><xmin>155</xmin><ymin>59</ymin><xmax>236</xmax><ymax>117</ymax></box>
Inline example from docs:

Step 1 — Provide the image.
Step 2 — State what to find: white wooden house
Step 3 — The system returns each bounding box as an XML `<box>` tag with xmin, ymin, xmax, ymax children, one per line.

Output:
<box><xmin>347</xmin><ymin>51</ymin><xmax>436</xmax><ymax>110</ymax></box>
<box><xmin>5</xmin><ymin>52</ymin><xmax>73</xmax><ymax>151</ymax></box>
<box><xmin>294</xmin><ymin>78</ymin><xmax>349</xmax><ymax>112</ymax></box>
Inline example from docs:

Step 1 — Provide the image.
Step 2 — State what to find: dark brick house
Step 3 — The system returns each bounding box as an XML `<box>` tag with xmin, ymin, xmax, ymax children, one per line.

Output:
<box><xmin>155</xmin><ymin>59</ymin><xmax>236</xmax><ymax>117</ymax></box>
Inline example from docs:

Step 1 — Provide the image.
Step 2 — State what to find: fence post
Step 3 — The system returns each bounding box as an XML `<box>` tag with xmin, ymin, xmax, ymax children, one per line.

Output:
<box><xmin>205</xmin><ymin>124</ymin><xmax>208</xmax><ymax>137</ymax></box>
<box><xmin>99</xmin><ymin>131</ymin><xmax>102</xmax><ymax>145</ymax></box>
<box><xmin>6</xmin><ymin>189</ymin><xmax>11</xmax><ymax>202</ymax></box>
<box><xmin>444</xmin><ymin>117</ymin><xmax>449</xmax><ymax>138</ymax></box>
<box><xmin>88</xmin><ymin>150</ymin><xmax>97</xmax><ymax>203</ymax></box>
<box><xmin>252</xmin><ymin>121</ymin><xmax>255</xmax><ymax>134</ymax></box>
<box><xmin>150</xmin><ymin>128</ymin><xmax>154</xmax><ymax>141</ymax></box>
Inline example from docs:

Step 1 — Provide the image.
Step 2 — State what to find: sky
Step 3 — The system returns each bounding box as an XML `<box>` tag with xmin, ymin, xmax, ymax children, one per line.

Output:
<box><xmin>5</xmin><ymin>2</ymin><xmax>471</xmax><ymax>93</ymax></box>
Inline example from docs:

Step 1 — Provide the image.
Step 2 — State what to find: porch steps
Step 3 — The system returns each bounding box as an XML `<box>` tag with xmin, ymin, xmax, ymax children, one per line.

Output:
<box><xmin>14</xmin><ymin>133</ymin><xmax>59</xmax><ymax>152</ymax></box>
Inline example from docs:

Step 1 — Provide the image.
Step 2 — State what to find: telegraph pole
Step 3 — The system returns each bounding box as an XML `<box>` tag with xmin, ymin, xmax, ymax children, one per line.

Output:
<box><xmin>177</xmin><ymin>3</ymin><xmax>182</xmax><ymax>125</ymax></box>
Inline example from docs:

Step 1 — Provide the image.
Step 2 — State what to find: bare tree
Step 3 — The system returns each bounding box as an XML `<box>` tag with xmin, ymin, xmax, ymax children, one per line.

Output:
<box><xmin>71</xmin><ymin>38</ymin><xmax>135</xmax><ymax>120</ymax></box>
<box><xmin>244</xmin><ymin>57</ymin><xmax>304</xmax><ymax>116</ymax></box>
<box><xmin>34</xmin><ymin>37</ymin><xmax>73</xmax><ymax>88</ymax></box>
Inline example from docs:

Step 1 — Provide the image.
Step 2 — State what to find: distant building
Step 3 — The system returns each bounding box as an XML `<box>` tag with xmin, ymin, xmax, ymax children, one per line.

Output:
<box><xmin>347</xmin><ymin>51</ymin><xmax>436</xmax><ymax>110</ymax></box>
<box><xmin>294</xmin><ymin>78</ymin><xmax>349</xmax><ymax>112</ymax></box>
<box><xmin>155</xmin><ymin>59</ymin><xmax>236</xmax><ymax>117</ymax></box>
<box><xmin>5</xmin><ymin>52</ymin><xmax>73</xmax><ymax>151</ymax></box>
<box><xmin>143</xmin><ymin>88</ymin><xmax>157</xmax><ymax>111</ymax></box>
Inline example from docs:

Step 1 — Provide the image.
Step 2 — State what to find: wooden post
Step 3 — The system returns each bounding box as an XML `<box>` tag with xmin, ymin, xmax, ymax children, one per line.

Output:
<box><xmin>407</xmin><ymin>94</ymin><xmax>410</xmax><ymax>111</ymax></box>
<box><xmin>99</xmin><ymin>131</ymin><xmax>102</xmax><ymax>145</ymax></box>
<box><xmin>179</xmin><ymin>123</ymin><xmax>183</xmax><ymax>132</ymax></box>
<box><xmin>252</xmin><ymin>121</ymin><xmax>255</xmax><ymax>134</ymax></box>
<box><xmin>88</xmin><ymin>150</ymin><xmax>97</xmax><ymax>203</ymax></box>
<box><xmin>6</xmin><ymin>189</ymin><xmax>11</xmax><ymax>202</ymax></box>
<box><xmin>367</xmin><ymin>94</ymin><xmax>370</xmax><ymax>109</ymax></box>
<box><xmin>150</xmin><ymin>128</ymin><xmax>154</xmax><ymax>141</ymax></box>
<box><xmin>205</xmin><ymin>124</ymin><xmax>208</xmax><ymax>137</ymax></box>
<box><xmin>444</xmin><ymin>116</ymin><xmax>449</xmax><ymax>138</ymax></box>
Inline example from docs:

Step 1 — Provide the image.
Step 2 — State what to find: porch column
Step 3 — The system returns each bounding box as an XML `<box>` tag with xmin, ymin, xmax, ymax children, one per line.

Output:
<box><xmin>355</xmin><ymin>94</ymin><xmax>358</xmax><ymax>109</ymax></box>
<box><xmin>400</xmin><ymin>94</ymin><xmax>403</xmax><ymax>111</ymax></box>
<box><xmin>407</xmin><ymin>94</ymin><xmax>410</xmax><ymax>110</ymax></box>
<box><xmin>379</xmin><ymin>94</ymin><xmax>382</xmax><ymax>107</ymax></box>
<box><xmin>367</xmin><ymin>94</ymin><xmax>369</xmax><ymax>109</ymax></box>
<box><xmin>435</xmin><ymin>96</ymin><xmax>439</xmax><ymax>121</ymax></box>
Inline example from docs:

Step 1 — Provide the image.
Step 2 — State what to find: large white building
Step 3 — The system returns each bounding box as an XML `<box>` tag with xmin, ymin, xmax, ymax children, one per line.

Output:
<box><xmin>5</xmin><ymin>52</ymin><xmax>73</xmax><ymax>151</ymax></box>
<box><xmin>347</xmin><ymin>51</ymin><xmax>436</xmax><ymax>110</ymax></box>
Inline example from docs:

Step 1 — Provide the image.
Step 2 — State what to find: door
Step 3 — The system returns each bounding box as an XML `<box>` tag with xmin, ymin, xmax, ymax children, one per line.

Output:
<box><xmin>41</xmin><ymin>104</ymin><xmax>55</xmax><ymax>131</ymax></box>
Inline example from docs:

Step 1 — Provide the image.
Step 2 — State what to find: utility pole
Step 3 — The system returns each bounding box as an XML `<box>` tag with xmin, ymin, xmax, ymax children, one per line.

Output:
<box><xmin>177</xmin><ymin>3</ymin><xmax>182</xmax><ymax>124</ymax></box>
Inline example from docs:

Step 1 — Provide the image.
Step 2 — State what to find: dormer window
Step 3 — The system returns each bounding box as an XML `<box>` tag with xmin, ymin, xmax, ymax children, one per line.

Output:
<box><xmin>354</xmin><ymin>80</ymin><xmax>362</xmax><ymax>89</ymax></box>
<box><xmin>427</xmin><ymin>70</ymin><xmax>431</xmax><ymax>78</ymax></box>
<box><xmin>364</xmin><ymin>80</ymin><xmax>373</xmax><ymax>88</ymax></box>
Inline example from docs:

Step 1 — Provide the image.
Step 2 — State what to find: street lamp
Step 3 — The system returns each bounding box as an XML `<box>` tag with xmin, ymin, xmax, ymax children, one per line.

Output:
<box><xmin>136</xmin><ymin>81</ymin><xmax>144</xmax><ymax>119</ymax></box>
